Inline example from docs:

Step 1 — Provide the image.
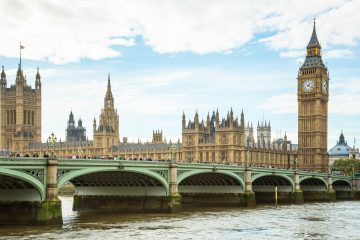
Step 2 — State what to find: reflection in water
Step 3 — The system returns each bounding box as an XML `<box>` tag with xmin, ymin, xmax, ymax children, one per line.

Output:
<box><xmin>0</xmin><ymin>196</ymin><xmax>359</xmax><ymax>239</ymax></box>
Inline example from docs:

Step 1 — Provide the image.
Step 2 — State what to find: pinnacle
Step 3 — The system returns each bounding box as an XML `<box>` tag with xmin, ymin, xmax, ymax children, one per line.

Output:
<box><xmin>307</xmin><ymin>21</ymin><xmax>321</xmax><ymax>48</ymax></box>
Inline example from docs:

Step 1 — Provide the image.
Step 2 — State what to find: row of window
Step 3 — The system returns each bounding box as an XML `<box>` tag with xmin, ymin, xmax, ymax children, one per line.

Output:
<box><xmin>187</xmin><ymin>134</ymin><xmax>242</xmax><ymax>145</ymax></box>
<box><xmin>6</xmin><ymin>110</ymin><xmax>35</xmax><ymax>125</ymax></box>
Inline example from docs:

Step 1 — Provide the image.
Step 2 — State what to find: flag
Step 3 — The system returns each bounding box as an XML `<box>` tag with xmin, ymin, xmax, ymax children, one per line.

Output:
<box><xmin>20</xmin><ymin>44</ymin><xmax>25</xmax><ymax>49</ymax></box>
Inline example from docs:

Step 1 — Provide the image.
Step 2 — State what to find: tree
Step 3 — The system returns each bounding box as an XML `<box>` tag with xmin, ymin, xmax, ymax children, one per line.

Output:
<box><xmin>332</xmin><ymin>158</ymin><xmax>360</xmax><ymax>176</ymax></box>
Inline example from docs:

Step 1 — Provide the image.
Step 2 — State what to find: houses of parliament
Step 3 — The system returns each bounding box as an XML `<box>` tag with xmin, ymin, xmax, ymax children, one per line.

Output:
<box><xmin>0</xmin><ymin>22</ymin><xmax>329</xmax><ymax>172</ymax></box>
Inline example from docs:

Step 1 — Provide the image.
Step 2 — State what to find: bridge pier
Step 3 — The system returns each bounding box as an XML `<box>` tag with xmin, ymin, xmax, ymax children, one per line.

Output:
<box><xmin>39</xmin><ymin>158</ymin><xmax>62</xmax><ymax>225</ymax></box>
<box><xmin>326</xmin><ymin>175</ymin><xmax>336</xmax><ymax>201</ymax></box>
<box><xmin>290</xmin><ymin>171</ymin><xmax>304</xmax><ymax>204</ymax></box>
<box><xmin>73</xmin><ymin>195</ymin><xmax>179</xmax><ymax>213</ymax></box>
<box><xmin>168</xmin><ymin>163</ymin><xmax>182</xmax><ymax>212</ymax></box>
<box><xmin>243</xmin><ymin>167</ymin><xmax>256</xmax><ymax>207</ymax></box>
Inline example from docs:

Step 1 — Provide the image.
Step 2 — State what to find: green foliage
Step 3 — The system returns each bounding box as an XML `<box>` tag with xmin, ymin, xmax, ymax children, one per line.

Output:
<box><xmin>332</xmin><ymin>158</ymin><xmax>360</xmax><ymax>176</ymax></box>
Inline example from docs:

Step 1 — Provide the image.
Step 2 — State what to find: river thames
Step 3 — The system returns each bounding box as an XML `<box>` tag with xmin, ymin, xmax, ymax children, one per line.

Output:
<box><xmin>0</xmin><ymin>197</ymin><xmax>359</xmax><ymax>239</ymax></box>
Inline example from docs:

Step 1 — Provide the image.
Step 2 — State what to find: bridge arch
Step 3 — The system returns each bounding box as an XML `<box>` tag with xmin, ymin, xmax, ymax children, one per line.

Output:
<box><xmin>178</xmin><ymin>169</ymin><xmax>245</xmax><ymax>194</ymax></box>
<box><xmin>0</xmin><ymin>168</ymin><xmax>45</xmax><ymax>201</ymax></box>
<box><xmin>251</xmin><ymin>173</ymin><xmax>294</xmax><ymax>203</ymax></box>
<box><xmin>252</xmin><ymin>173</ymin><xmax>295</xmax><ymax>191</ymax></box>
<box><xmin>332</xmin><ymin>179</ymin><xmax>352</xmax><ymax>191</ymax></box>
<box><xmin>300</xmin><ymin>176</ymin><xmax>328</xmax><ymax>192</ymax></box>
<box><xmin>57</xmin><ymin>167</ymin><xmax>169</xmax><ymax>196</ymax></box>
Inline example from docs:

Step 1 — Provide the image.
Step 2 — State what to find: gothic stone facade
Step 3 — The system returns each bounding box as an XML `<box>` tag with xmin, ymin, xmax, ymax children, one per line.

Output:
<box><xmin>297</xmin><ymin>22</ymin><xmax>329</xmax><ymax>172</ymax></box>
<box><xmin>27</xmin><ymin>75</ymin><xmax>120</xmax><ymax>157</ymax></box>
<box><xmin>23</xmin><ymin>22</ymin><xmax>329</xmax><ymax>171</ymax></box>
<box><xmin>0</xmin><ymin>64</ymin><xmax>41</xmax><ymax>152</ymax></box>
<box><xmin>180</xmin><ymin>110</ymin><xmax>296</xmax><ymax>167</ymax></box>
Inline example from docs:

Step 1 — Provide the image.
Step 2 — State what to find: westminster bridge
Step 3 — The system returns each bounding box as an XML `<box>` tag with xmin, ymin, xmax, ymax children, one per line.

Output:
<box><xmin>0</xmin><ymin>157</ymin><xmax>359</xmax><ymax>225</ymax></box>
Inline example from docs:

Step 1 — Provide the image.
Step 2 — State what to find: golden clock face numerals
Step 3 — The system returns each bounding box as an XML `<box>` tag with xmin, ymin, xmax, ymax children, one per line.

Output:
<box><xmin>322</xmin><ymin>80</ymin><xmax>327</xmax><ymax>94</ymax></box>
<box><xmin>302</xmin><ymin>79</ymin><xmax>314</xmax><ymax>93</ymax></box>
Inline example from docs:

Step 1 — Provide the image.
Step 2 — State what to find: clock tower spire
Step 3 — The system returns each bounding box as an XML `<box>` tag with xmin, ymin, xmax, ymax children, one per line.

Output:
<box><xmin>297</xmin><ymin>20</ymin><xmax>329</xmax><ymax>172</ymax></box>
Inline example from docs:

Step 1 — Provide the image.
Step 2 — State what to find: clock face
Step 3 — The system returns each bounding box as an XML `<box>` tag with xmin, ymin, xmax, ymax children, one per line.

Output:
<box><xmin>302</xmin><ymin>79</ymin><xmax>314</xmax><ymax>93</ymax></box>
<box><xmin>322</xmin><ymin>80</ymin><xmax>327</xmax><ymax>94</ymax></box>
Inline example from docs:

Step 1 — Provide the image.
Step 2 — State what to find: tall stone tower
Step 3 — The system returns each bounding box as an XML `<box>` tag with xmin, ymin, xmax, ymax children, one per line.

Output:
<box><xmin>297</xmin><ymin>21</ymin><xmax>329</xmax><ymax>172</ymax></box>
<box><xmin>93</xmin><ymin>74</ymin><xmax>120</xmax><ymax>155</ymax></box>
<box><xmin>66</xmin><ymin>111</ymin><xmax>86</xmax><ymax>142</ymax></box>
<box><xmin>152</xmin><ymin>130</ymin><xmax>164</xmax><ymax>144</ymax></box>
<box><xmin>0</xmin><ymin>60</ymin><xmax>41</xmax><ymax>152</ymax></box>
<box><xmin>257</xmin><ymin>120</ymin><xmax>271</xmax><ymax>146</ymax></box>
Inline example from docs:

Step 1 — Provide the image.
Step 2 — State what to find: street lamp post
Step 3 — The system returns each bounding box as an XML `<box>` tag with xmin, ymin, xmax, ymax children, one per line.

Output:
<box><xmin>77</xmin><ymin>147</ymin><xmax>83</xmax><ymax>158</ymax></box>
<box><xmin>48</xmin><ymin>132</ymin><xmax>57</xmax><ymax>158</ymax></box>
<box><xmin>294</xmin><ymin>157</ymin><xmax>298</xmax><ymax>171</ymax></box>
<box><xmin>170</xmin><ymin>144</ymin><xmax>177</xmax><ymax>163</ymax></box>
<box><xmin>246</xmin><ymin>150</ymin><xmax>251</xmax><ymax>167</ymax></box>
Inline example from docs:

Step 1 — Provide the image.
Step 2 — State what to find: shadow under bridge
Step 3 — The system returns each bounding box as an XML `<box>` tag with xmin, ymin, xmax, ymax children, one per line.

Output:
<box><xmin>178</xmin><ymin>172</ymin><xmax>244</xmax><ymax>194</ymax></box>
<box><xmin>65</xmin><ymin>171</ymin><xmax>168</xmax><ymax>196</ymax></box>
<box><xmin>252</xmin><ymin>174</ymin><xmax>294</xmax><ymax>203</ymax></box>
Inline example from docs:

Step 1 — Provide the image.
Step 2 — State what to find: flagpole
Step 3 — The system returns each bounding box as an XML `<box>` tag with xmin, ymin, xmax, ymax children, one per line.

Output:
<box><xmin>19</xmin><ymin>42</ymin><xmax>21</xmax><ymax>68</ymax></box>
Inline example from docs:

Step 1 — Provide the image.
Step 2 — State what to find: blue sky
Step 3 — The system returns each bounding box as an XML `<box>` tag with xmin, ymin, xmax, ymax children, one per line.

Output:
<box><xmin>0</xmin><ymin>0</ymin><xmax>359</xmax><ymax>149</ymax></box>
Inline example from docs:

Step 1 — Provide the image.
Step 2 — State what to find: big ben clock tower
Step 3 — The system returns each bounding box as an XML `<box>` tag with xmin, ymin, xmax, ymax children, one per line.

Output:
<box><xmin>298</xmin><ymin>21</ymin><xmax>329</xmax><ymax>172</ymax></box>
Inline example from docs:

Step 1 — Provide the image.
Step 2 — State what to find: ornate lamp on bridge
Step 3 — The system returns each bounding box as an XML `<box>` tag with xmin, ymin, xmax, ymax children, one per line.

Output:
<box><xmin>294</xmin><ymin>157</ymin><xmax>298</xmax><ymax>171</ymax></box>
<box><xmin>246</xmin><ymin>150</ymin><xmax>251</xmax><ymax>167</ymax></box>
<box><xmin>48</xmin><ymin>132</ymin><xmax>57</xmax><ymax>158</ymax></box>
<box><xmin>77</xmin><ymin>147</ymin><xmax>83</xmax><ymax>158</ymax></box>
<box><xmin>170</xmin><ymin>144</ymin><xmax>177</xmax><ymax>163</ymax></box>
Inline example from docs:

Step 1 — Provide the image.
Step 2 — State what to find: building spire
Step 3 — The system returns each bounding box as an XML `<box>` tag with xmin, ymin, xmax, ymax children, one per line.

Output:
<box><xmin>307</xmin><ymin>18</ymin><xmax>321</xmax><ymax>48</ymax></box>
<box><xmin>1</xmin><ymin>66</ymin><xmax>5</xmax><ymax>79</ymax></box>
<box><xmin>107</xmin><ymin>73</ymin><xmax>111</xmax><ymax>92</ymax></box>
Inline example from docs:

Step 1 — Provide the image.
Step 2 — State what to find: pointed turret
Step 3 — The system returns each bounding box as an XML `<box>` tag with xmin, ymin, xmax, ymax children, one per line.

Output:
<box><xmin>1</xmin><ymin>66</ymin><xmax>6</xmax><ymax>88</ymax></box>
<box><xmin>303</xmin><ymin>19</ymin><xmax>324</xmax><ymax>61</ymax></box>
<box><xmin>16</xmin><ymin>63</ymin><xmax>25</xmax><ymax>86</ymax></box>
<box><xmin>240</xmin><ymin>109</ymin><xmax>245</xmax><ymax>128</ymax></box>
<box><xmin>68</xmin><ymin>111</ymin><xmax>75</xmax><ymax>126</ymax></box>
<box><xmin>283</xmin><ymin>132</ymin><xmax>288</xmax><ymax>151</ymax></box>
<box><xmin>194</xmin><ymin>111</ymin><xmax>199</xmax><ymax>129</ymax></box>
<box><xmin>78</xmin><ymin>118</ymin><xmax>83</xmax><ymax>127</ymax></box>
<box><xmin>35</xmin><ymin>67</ymin><xmax>41</xmax><ymax>90</ymax></box>
<box><xmin>215</xmin><ymin>108</ymin><xmax>219</xmax><ymax>128</ymax></box>
<box><xmin>93</xmin><ymin>117</ymin><xmax>97</xmax><ymax>131</ymax></box>
<box><xmin>339</xmin><ymin>131</ymin><xmax>345</xmax><ymax>144</ymax></box>
<box><xmin>107</xmin><ymin>73</ymin><xmax>111</xmax><ymax>93</ymax></box>
<box><xmin>182</xmin><ymin>111</ymin><xmax>186</xmax><ymax>130</ymax></box>
<box><xmin>207</xmin><ymin>112</ymin><xmax>210</xmax><ymax>127</ymax></box>
<box><xmin>307</xmin><ymin>20</ymin><xmax>321</xmax><ymax>49</ymax></box>
<box><xmin>104</xmin><ymin>73</ymin><xmax>114</xmax><ymax>109</ymax></box>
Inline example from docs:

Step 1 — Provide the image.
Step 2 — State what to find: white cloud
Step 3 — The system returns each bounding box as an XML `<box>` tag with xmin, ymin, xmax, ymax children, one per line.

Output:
<box><xmin>324</xmin><ymin>49</ymin><xmax>353</xmax><ymax>59</ymax></box>
<box><xmin>257</xmin><ymin>93</ymin><xmax>297</xmax><ymax>114</ymax></box>
<box><xmin>0</xmin><ymin>0</ymin><xmax>359</xmax><ymax>64</ymax></box>
<box><xmin>280</xmin><ymin>50</ymin><xmax>304</xmax><ymax>58</ymax></box>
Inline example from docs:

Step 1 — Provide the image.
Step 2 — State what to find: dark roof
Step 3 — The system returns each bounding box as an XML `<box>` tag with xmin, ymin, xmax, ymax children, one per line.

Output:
<box><xmin>329</xmin><ymin>132</ymin><xmax>351</xmax><ymax>157</ymax></box>
<box><xmin>307</xmin><ymin>22</ymin><xmax>321</xmax><ymax>48</ymax></box>
<box><xmin>301</xmin><ymin>56</ymin><xmax>326</xmax><ymax>69</ymax></box>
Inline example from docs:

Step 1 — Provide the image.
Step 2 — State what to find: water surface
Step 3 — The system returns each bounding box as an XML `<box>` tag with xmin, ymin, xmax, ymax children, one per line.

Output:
<box><xmin>0</xmin><ymin>197</ymin><xmax>359</xmax><ymax>239</ymax></box>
